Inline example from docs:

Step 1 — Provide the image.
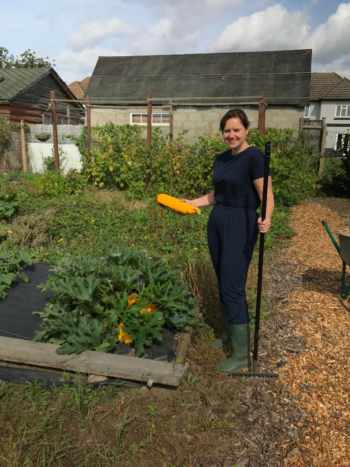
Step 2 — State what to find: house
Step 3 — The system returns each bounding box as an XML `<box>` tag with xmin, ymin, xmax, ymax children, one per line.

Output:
<box><xmin>85</xmin><ymin>50</ymin><xmax>311</xmax><ymax>139</ymax></box>
<box><xmin>68</xmin><ymin>76</ymin><xmax>91</xmax><ymax>99</ymax></box>
<box><xmin>305</xmin><ymin>73</ymin><xmax>350</xmax><ymax>154</ymax></box>
<box><xmin>0</xmin><ymin>67</ymin><xmax>85</xmax><ymax>124</ymax></box>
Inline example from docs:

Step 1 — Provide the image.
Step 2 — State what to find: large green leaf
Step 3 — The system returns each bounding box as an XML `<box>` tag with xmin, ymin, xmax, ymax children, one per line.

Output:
<box><xmin>43</xmin><ymin>275</ymin><xmax>101</xmax><ymax>301</ymax></box>
<box><xmin>0</xmin><ymin>273</ymin><xmax>16</xmax><ymax>286</ymax></box>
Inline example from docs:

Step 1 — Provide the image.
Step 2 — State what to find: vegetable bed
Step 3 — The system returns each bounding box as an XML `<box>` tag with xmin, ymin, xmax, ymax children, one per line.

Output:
<box><xmin>32</xmin><ymin>244</ymin><xmax>200</xmax><ymax>358</ymax></box>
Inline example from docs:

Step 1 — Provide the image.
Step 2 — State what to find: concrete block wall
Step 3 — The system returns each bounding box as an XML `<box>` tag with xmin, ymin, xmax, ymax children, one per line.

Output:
<box><xmin>90</xmin><ymin>105</ymin><xmax>303</xmax><ymax>142</ymax></box>
<box><xmin>266</xmin><ymin>106</ymin><xmax>303</xmax><ymax>132</ymax></box>
<box><xmin>0</xmin><ymin>130</ymin><xmax>23</xmax><ymax>173</ymax></box>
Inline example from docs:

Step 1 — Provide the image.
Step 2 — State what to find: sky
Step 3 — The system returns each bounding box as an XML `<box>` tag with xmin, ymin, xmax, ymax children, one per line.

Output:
<box><xmin>1</xmin><ymin>0</ymin><xmax>350</xmax><ymax>84</ymax></box>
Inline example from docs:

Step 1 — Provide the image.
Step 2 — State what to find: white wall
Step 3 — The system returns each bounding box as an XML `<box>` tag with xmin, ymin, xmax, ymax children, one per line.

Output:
<box><xmin>27</xmin><ymin>143</ymin><xmax>82</xmax><ymax>174</ymax></box>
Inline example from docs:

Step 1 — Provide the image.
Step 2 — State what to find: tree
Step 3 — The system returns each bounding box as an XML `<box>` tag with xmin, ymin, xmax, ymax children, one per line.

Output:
<box><xmin>0</xmin><ymin>47</ymin><xmax>55</xmax><ymax>69</ymax></box>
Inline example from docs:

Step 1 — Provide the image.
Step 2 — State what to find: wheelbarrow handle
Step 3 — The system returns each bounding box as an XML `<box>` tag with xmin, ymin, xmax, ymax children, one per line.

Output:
<box><xmin>322</xmin><ymin>220</ymin><xmax>341</xmax><ymax>255</ymax></box>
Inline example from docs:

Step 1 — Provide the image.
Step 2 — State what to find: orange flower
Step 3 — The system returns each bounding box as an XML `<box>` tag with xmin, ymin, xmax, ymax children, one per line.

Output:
<box><xmin>123</xmin><ymin>333</ymin><xmax>132</xmax><ymax>344</ymax></box>
<box><xmin>118</xmin><ymin>323</ymin><xmax>124</xmax><ymax>341</ymax></box>
<box><xmin>118</xmin><ymin>323</ymin><xmax>132</xmax><ymax>344</ymax></box>
<box><xmin>128</xmin><ymin>295</ymin><xmax>137</xmax><ymax>306</ymax></box>
<box><xmin>147</xmin><ymin>304</ymin><xmax>157</xmax><ymax>314</ymax></box>
<box><xmin>141</xmin><ymin>304</ymin><xmax>157</xmax><ymax>314</ymax></box>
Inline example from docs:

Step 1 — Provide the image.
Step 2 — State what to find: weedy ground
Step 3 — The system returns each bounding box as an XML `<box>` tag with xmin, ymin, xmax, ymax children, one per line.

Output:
<box><xmin>2</xmin><ymin>189</ymin><xmax>348</xmax><ymax>466</ymax></box>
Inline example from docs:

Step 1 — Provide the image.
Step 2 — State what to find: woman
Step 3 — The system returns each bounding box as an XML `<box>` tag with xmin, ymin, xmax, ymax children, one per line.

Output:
<box><xmin>183</xmin><ymin>109</ymin><xmax>274</xmax><ymax>373</ymax></box>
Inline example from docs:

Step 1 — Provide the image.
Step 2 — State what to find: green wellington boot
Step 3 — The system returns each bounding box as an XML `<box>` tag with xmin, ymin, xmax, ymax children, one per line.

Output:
<box><xmin>210</xmin><ymin>304</ymin><xmax>230</xmax><ymax>350</ymax></box>
<box><xmin>215</xmin><ymin>323</ymin><xmax>252</xmax><ymax>373</ymax></box>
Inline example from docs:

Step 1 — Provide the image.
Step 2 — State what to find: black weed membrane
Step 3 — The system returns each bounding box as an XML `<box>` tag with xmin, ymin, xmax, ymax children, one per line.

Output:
<box><xmin>0</xmin><ymin>263</ymin><xmax>177</xmax><ymax>388</ymax></box>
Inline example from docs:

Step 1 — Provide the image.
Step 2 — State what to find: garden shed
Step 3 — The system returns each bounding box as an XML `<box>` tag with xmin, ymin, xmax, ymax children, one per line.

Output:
<box><xmin>86</xmin><ymin>49</ymin><xmax>312</xmax><ymax>139</ymax></box>
<box><xmin>0</xmin><ymin>67</ymin><xmax>84</xmax><ymax>124</ymax></box>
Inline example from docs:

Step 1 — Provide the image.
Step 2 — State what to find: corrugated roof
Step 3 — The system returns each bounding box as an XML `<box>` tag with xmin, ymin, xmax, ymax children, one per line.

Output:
<box><xmin>86</xmin><ymin>50</ymin><xmax>312</xmax><ymax>106</ymax></box>
<box><xmin>310</xmin><ymin>72</ymin><xmax>350</xmax><ymax>100</ymax></box>
<box><xmin>0</xmin><ymin>67</ymin><xmax>50</xmax><ymax>102</ymax></box>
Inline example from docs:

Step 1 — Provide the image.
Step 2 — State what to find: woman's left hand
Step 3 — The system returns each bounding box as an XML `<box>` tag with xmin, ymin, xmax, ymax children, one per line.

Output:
<box><xmin>257</xmin><ymin>217</ymin><xmax>271</xmax><ymax>233</ymax></box>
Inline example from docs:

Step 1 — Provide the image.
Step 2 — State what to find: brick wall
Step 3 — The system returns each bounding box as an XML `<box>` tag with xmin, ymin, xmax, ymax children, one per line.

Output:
<box><xmin>0</xmin><ymin>129</ymin><xmax>23</xmax><ymax>173</ymax></box>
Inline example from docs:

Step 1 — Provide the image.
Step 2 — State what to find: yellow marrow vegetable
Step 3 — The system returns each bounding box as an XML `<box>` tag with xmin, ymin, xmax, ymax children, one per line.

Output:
<box><xmin>157</xmin><ymin>194</ymin><xmax>200</xmax><ymax>215</ymax></box>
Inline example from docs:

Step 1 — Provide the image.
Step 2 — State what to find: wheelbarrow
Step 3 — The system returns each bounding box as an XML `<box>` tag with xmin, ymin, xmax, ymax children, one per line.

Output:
<box><xmin>322</xmin><ymin>221</ymin><xmax>350</xmax><ymax>299</ymax></box>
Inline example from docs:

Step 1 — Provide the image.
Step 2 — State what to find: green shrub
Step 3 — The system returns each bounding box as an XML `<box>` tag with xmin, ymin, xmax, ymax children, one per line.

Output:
<box><xmin>0</xmin><ymin>193</ymin><xmax>20</xmax><ymax>220</ymax></box>
<box><xmin>320</xmin><ymin>155</ymin><xmax>350</xmax><ymax>198</ymax></box>
<box><xmin>21</xmin><ymin>171</ymin><xmax>88</xmax><ymax>198</ymax></box>
<box><xmin>0</xmin><ymin>116</ymin><xmax>11</xmax><ymax>151</ymax></box>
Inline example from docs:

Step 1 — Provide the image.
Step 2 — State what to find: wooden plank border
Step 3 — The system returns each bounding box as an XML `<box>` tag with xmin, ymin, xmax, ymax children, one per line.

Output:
<box><xmin>0</xmin><ymin>337</ymin><xmax>187</xmax><ymax>387</ymax></box>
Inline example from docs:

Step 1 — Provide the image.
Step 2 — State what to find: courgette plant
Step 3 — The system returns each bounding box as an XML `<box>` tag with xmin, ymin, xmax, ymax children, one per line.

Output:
<box><xmin>0</xmin><ymin>251</ymin><xmax>32</xmax><ymax>300</ymax></box>
<box><xmin>34</xmin><ymin>244</ymin><xmax>201</xmax><ymax>357</ymax></box>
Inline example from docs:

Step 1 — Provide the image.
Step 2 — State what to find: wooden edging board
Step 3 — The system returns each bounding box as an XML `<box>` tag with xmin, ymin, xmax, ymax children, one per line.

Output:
<box><xmin>0</xmin><ymin>337</ymin><xmax>187</xmax><ymax>387</ymax></box>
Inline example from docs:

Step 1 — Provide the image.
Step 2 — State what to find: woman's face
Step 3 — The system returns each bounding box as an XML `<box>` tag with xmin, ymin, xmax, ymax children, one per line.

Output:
<box><xmin>223</xmin><ymin>117</ymin><xmax>249</xmax><ymax>151</ymax></box>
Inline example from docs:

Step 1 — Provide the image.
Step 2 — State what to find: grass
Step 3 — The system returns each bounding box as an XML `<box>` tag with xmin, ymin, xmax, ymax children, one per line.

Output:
<box><xmin>0</xmin><ymin>181</ymin><xmax>297</xmax><ymax>466</ymax></box>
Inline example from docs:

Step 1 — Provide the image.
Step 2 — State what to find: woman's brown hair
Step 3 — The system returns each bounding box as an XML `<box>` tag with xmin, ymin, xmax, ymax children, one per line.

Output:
<box><xmin>220</xmin><ymin>109</ymin><xmax>250</xmax><ymax>132</ymax></box>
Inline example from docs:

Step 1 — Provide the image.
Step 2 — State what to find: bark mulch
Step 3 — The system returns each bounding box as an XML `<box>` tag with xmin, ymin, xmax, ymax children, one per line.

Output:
<box><xmin>277</xmin><ymin>203</ymin><xmax>350</xmax><ymax>466</ymax></box>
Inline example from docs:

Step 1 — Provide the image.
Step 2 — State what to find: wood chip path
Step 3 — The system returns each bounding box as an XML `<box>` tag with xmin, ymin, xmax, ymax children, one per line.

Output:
<box><xmin>278</xmin><ymin>203</ymin><xmax>350</xmax><ymax>466</ymax></box>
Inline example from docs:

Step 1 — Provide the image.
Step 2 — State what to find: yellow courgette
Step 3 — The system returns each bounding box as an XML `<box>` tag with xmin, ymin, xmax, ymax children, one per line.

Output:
<box><xmin>157</xmin><ymin>194</ymin><xmax>200</xmax><ymax>215</ymax></box>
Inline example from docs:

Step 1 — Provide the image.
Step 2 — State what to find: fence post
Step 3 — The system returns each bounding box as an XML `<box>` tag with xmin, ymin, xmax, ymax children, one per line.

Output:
<box><xmin>50</xmin><ymin>90</ymin><xmax>60</xmax><ymax>173</ymax></box>
<box><xmin>299</xmin><ymin>117</ymin><xmax>305</xmax><ymax>134</ymax></box>
<box><xmin>20</xmin><ymin>119</ymin><xmax>28</xmax><ymax>173</ymax></box>
<box><xmin>319</xmin><ymin>119</ymin><xmax>327</xmax><ymax>175</ymax></box>
<box><xmin>258</xmin><ymin>92</ymin><xmax>266</xmax><ymax>135</ymax></box>
<box><xmin>86</xmin><ymin>95</ymin><xmax>91</xmax><ymax>159</ymax></box>
<box><xmin>169</xmin><ymin>100</ymin><xmax>173</xmax><ymax>142</ymax></box>
<box><xmin>147</xmin><ymin>91</ymin><xmax>152</xmax><ymax>149</ymax></box>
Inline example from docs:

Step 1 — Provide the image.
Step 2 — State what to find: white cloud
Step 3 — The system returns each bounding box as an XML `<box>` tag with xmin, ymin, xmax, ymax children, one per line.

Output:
<box><xmin>309</xmin><ymin>3</ymin><xmax>350</xmax><ymax>64</ymax></box>
<box><xmin>209</xmin><ymin>2</ymin><xmax>350</xmax><ymax>80</ymax></box>
<box><xmin>209</xmin><ymin>4</ymin><xmax>310</xmax><ymax>52</ymax></box>
<box><xmin>67</xmin><ymin>18</ymin><xmax>134</xmax><ymax>51</ymax></box>
<box><xmin>321</xmin><ymin>57</ymin><xmax>350</xmax><ymax>80</ymax></box>
<box><xmin>54</xmin><ymin>46</ymin><xmax>124</xmax><ymax>82</ymax></box>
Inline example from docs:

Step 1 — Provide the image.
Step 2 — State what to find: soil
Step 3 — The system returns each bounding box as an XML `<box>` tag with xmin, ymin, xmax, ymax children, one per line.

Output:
<box><xmin>1</xmin><ymin>198</ymin><xmax>350</xmax><ymax>466</ymax></box>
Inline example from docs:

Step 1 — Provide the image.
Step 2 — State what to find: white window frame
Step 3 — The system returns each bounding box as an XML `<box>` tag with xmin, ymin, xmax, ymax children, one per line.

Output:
<box><xmin>335</xmin><ymin>104</ymin><xmax>350</xmax><ymax>118</ymax></box>
<box><xmin>304</xmin><ymin>105</ymin><xmax>310</xmax><ymax>118</ymax></box>
<box><xmin>334</xmin><ymin>132</ymin><xmax>350</xmax><ymax>155</ymax></box>
<box><xmin>130</xmin><ymin>112</ymin><xmax>170</xmax><ymax>126</ymax></box>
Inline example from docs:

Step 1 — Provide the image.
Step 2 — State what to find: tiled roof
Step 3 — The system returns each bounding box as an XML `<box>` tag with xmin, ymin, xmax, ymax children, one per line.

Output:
<box><xmin>68</xmin><ymin>81</ymin><xmax>85</xmax><ymax>99</ymax></box>
<box><xmin>80</xmin><ymin>76</ymin><xmax>91</xmax><ymax>91</ymax></box>
<box><xmin>0</xmin><ymin>67</ymin><xmax>50</xmax><ymax>102</ymax></box>
<box><xmin>68</xmin><ymin>77</ymin><xmax>91</xmax><ymax>99</ymax></box>
<box><xmin>310</xmin><ymin>72</ymin><xmax>350</xmax><ymax>100</ymax></box>
<box><xmin>323</xmin><ymin>77</ymin><xmax>350</xmax><ymax>99</ymax></box>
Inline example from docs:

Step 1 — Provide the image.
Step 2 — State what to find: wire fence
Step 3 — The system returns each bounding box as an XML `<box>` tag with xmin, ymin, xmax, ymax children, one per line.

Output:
<box><xmin>325</xmin><ymin>130</ymin><xmax>350</xmax><ymax>157</ymax></box>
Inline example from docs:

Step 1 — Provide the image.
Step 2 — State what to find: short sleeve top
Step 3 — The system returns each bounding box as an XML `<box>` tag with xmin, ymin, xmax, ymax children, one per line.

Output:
<box><xmin>212</xmin><ymin>146</ymin><xmax>270</xmax><ymax>210</ymax></box>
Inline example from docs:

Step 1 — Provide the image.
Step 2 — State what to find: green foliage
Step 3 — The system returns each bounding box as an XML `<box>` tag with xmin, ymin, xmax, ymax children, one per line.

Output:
<box><xmin>8</xmin><ymin>171</ymin><xmax>88</xmax><ymax>199</ymax></box>
<box><xmin>33</xmin><ymin>244</ymin><xmax>200</xmax><ymax>357</ymax></box>
<box><xmin>249</xmin><ymin>128</ymin><xmax>319</xmax><ymax>207</ymax></box>
<box><xmin>43</xmin><ymin>146</ymin><xmax>67</xmax><ymax>173</ymax></box>
<box><xmin>0</xmin><ymin>47</ymin><xmax>54</xmax><ymax>68</ymax></box>
<box><xmin>320</xmin><ymin>155</ymin><xmax>350</xmax><ymax>198</ymax></box>
<box><xmin>73</xmin><ymin>124</ymin><xmax>319</xmax><ymax>204</ymax></box>
<box><xmin>0</xmin><ymin>193</ymin><xmax>19</xmax><ymax>219</ymax></box>
<box><xmin>0</xmin><ymin>116</ymin><xmax>11</xmax><ymax>150</ymax></box>
<box><xmin>0</xmin><ymin>250</ymin><xmax>32</xmax><ymax>299</ymax></box>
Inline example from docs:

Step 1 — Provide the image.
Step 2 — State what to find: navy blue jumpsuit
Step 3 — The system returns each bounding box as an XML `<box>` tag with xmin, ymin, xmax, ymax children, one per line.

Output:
<box><xmin>207</xmin><ymin>146</ymin><xmax>269</xmax><ymax>325</ymax></box>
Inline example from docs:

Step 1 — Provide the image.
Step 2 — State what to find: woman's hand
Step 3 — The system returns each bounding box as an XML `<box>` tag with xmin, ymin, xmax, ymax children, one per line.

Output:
<box><xmin>257</xmin><ymin>217</ymin><xmax>271</xmax><ymax>233</ymax></box>
<box><xmin>180</xmin><ymin>199</ymin><xmax>197</xmax><ymax>207</ymax></box>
